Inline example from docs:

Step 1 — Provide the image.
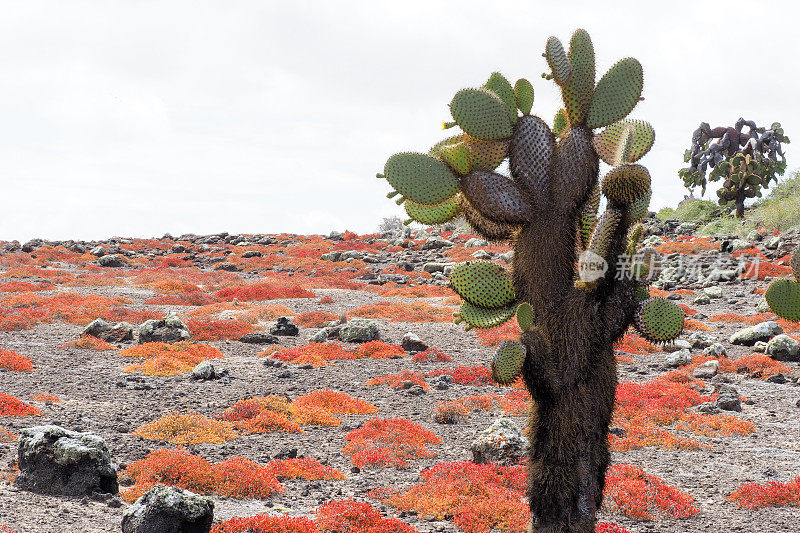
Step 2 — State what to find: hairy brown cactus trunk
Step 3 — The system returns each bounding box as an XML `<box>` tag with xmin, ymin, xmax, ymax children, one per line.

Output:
<box><xmin>509</xmin><ymin>125</ymin><xmax>638</xmax><ymax>532</ymax></box>
<box><xmin>735</xmin><ymin>188</ymin><xmax>746</xmax><ymax>218</ymax></box>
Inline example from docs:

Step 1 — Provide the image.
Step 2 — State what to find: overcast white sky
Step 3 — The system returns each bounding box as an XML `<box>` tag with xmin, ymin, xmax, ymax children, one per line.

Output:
<box><xmin>1</xmin><ymin>0</ymin><xmax>798</xmax><ymax>241</ymax></box>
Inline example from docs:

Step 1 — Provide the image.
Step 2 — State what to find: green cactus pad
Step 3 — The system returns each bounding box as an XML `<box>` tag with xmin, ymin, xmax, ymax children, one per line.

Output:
<box><xmin>492</xmin><ymin>340</ymin><xmax>526</xmax><ymax>385</ymax></box>
<box><xmin>437</xmin><ymin>142</ymin><xmax>472</xmax><ymax>175</ymax></box>
<box><xmin>449</xmin><ymin>261</ymin><xmax>515</xmax><ymax>309</ymax></box>
<box><xmin>449</xmin><ymin>88</ymin><xmax>513</xmax><ymax>141</ymax></box>
<box><xmin>404</xmin><ymin>196</ymin><xmax>461</xmax><ymax>225</ymax></box>
<box><xmin>545</xmin><ymin>36</ymin><xmax>572</xmax><ymax>86</ymax></box>
<box><xmin>601</xmin><ymin>164</ymin><xmax>651</xmax><ymax>205</ymax></box>
<box><xmin>635</xmin><ymin>285</ymin><xmax>651</xmax><ymax>302</ymax></box>
<box><xmin>384</xmin><ymin>152</ymin><xmax>460</xmax><ymax>205</ymax></box>
<box><xmin>484</xmin><ymin>72</ymin><xmax>518</xmax><ymax>124</ymax></box>
<box><xmin>553</xmin><ymin>109</ymin><xmax>570</xmax><ymax>137</ymax></box>
<box><xmin>514</xmin><ymin>78</ymin><xmax>534</xmax><ymax>115</ymax></box>
<box><xmin>585</xmin><ymin>58</ymin><xmax>643</xmax><ymax>130</ymax></box>
<box><xmin>516</xmin><ymin>302</ymin><xmax>534</xmax><ymax>332</ymax></box>
<box><xmin>562</xmin><ymin>29</ymin><xmax>595</xmax><ymax>125</ymax></box>
<box><xmin>456</xmin><ymin>301</ymin><xmax>517</xmax><ymax>329</ymax></box>
<box><xmin>465</xmin><ymin>137</ymin><xmax>510</xmax><ymax>171</ymax></box>
<box><xmin>593</xmin><ymin>120</ymin><xmax>655</xmax><ymax>166</ymax></box>
<box><xmin>625</xmin><ymin>188</ymin><xmax>652</xmax><ymax>227</ymax></box>
<box><xmin>587</xmin><ymin>207</ymin><xmax>623</xmax><ymax>260</ymax></box>
<box><xmin>578</xmin><ymin>183</ymin><xmax>600</xmax><ymax>248</ymax></box>
<box><xmin>633</xmin><ymin>297</ymin><xmax>685</xmax><ymax>344</ymax></box>
<box><xmin>792</xmin><ymin>245</ymin><xmax>800</xmax><ymax>281</ymax></box>
<box><xmin>765</xmin><ymin>278</ymin><xmax>800</xmax><ymax>322</ymax></box>
<box><xmin>626</xmin><ymin>224</ymin><xmax>643</xmax><ymax>256</ymax></box>
<box><xmin>429</xmin><ymin>133</ymin><xmax>468</xmax><ymax>156</ymax></box>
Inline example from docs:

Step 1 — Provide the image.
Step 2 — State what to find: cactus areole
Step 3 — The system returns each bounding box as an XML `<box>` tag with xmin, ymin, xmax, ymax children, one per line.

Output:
<box><xmin>378</xmin><ymin>29</ymin><xmax>684</xmax><ymax>532</ymax></box>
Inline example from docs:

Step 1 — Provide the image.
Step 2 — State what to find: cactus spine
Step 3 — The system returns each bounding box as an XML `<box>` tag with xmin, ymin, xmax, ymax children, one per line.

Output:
<box><xmin>378</xmin><ymin>29</ymin><xmax>677</xmax><ymax>532</ymax></box>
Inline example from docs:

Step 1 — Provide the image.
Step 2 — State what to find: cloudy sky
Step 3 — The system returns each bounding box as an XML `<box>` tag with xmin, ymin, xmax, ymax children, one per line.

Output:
<box><xmin>1</xmin><ymin>0</ymin><xmax>798</xmax><ymax>241</ymax></box>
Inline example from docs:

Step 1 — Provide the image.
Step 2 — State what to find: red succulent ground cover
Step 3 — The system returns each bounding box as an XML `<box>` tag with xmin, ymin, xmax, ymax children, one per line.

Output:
<box><xmin>0</xmin><ymin>349</ymin><xmax>33</xmax><ymax>371</ymax></box>
<box><xmin>728</xmin><ymin>477</ymin><xmax>800</xmax><ymax>509</ymax></box>
<box><xmin>0</xmin><ymin>393</ymin><xmax>42</xmax><ymax>417</ymax></box>
<box><xmin>605</xmin><ymin>464</ymin><xmax>699</xmax><ymax>519</ymax></box>
<box><xmin>342</xmin><ymin>418</ymin><xmax>441</xmax><ymax>469</ymax></box>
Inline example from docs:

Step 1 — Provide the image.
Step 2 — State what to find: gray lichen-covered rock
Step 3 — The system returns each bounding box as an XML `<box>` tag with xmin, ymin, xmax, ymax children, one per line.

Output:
<box><xmin>686</xmin><ymin>331</ymin><xmax>717</xmax><ymax>349</ymax></box>
<box><xmin>190</xmin><ymin>361</ymin><xmax>229</xmax><ymax>381</ymax></box>
<box><xmin>15</xmin><ymin>425</ymin><xmax>118</xmax><ymax>496</ymax></box>
<box><xmin>98</xmin><ymin>254</ymin><xmax>127</xmax><ymax>268</ymax></box>
<box><xmin>121</xmin><ymin>485</ymin><xmax>214</xmax><ymax>533</ymax></box>
<box><xmin>663</xmin><ymin>349</ymin><xmax>692</xmax><ymax>369</ymax></box>
<box><xmin>400</xmin><ymin>332</ymin><xmax>427</xmax><ymax>353</ymax></box>
<box><xmin>139</xmin><ymin>312</ymin><xmax>191</xmax><ymax>344</ymax></box>
<box><xmin>83</xmin><ymin>319</ymin><xmax>134</xmax><ymax>343</ymax></box>
<box><xmin>470</xmin><ymin>418</ymin><xmax>527</xmax><ymax>465</ymax></box>
<box><xmin>765</xmin><ymin>334</ymin><xmax>800</xmax><ymax>362</ymax></box>
<box><xmin>338</xmin><ymin>318</ymin><xmax>379</xmax><ymax>342</ymax></box>
<box><xmin>730</xmin><ymin>321</ymin><xmax>783</xmax><ymax>346</ymax></box>
<box><xmin>703</xmin><ymin>343</ymin><xmax>727</xmax><ymax>358</ymax></box>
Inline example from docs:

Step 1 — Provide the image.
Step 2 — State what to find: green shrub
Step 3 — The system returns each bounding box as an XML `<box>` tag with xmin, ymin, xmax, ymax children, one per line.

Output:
<box><xmin>748</xmin><ymin>170</ymin><xmax>800</xmax><ymax>231</ymax></box>
<box><xmin>656</xmin><ymin>199</ymin><xmax>721</xmax><ymax>223</ymax></box>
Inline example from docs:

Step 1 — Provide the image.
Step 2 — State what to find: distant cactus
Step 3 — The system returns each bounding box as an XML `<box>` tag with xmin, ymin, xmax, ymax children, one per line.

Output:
<box><xmin>679</xmin><ymin>119</ymin><xmax>789</xmax><ymax>218</ymax></box>
<box><xmin>765</xmin><ymin>245</ymin><xmax>800</xmax><ymax>321</ymax></box>
<box><xmin>377</xmin><ymin>29</ymin><xmax>683</xmax><ymax>532</ymax></box>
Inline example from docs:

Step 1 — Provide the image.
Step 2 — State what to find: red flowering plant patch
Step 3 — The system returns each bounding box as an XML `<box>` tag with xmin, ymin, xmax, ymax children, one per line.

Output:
<box><xmin>342</xmin><ymin>418</ymin><xmax>441</xmax><ymax>469</ymax></box>
<box><xmin>742</xmin><ymin>260</ymin><xmax>793</xmax><ymax>280</ymax></box>
<box><xmin>0</xmin><ymin>349</ymin><xmax>32</xmax><ymax>371</ymax></box>
<box><xmin>655</xmin><ymin>236</ymin><xmax>716</xmax><ymax>255</ymax></box>
<box><xmin>377</xmin><ymin>460</ymin><xmax>529</xmax><ymax>533</ymax></box>
<box><xmin>2</xmin><ymin>292</ymin><xmax>159</xmax><ymax>326</ymax></box>
<box><xmin>0</xmin><ymin>306</ymin><xmax>48</xmax><ymax>331</ymax></box>
<box><xmin>211</xmin><ymin>515</ymin><xmax>319</xmax><ymax>533</ymax></box>
<box><xmin>728</xmin><ymin>477</ymin><xmax>800</xmax><ymax>509</ymax></box>
<box><xmin>604</xmin><ymin>464</ymin><xmax>699</xmax><ymax>519</ymax></box>
<box><xmin>0</xmin><ymin>281</ymin><xmax>54</xmax><ymax>292</ymax></box>
<box><xmin>185</xmin><ymin>318</ymin><xmax>258</xmax><ymax>341</ymax></box>
<box><xmin>0</xmin><ymin>394</ymin><xmax>42</xmax><ymax>417</ymax></box>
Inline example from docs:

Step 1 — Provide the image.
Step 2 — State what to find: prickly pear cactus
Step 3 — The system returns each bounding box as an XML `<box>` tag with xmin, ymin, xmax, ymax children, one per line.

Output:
<box><xmin>377</xmin><ymin>29</ymin><xmax>682</xmax><ymax>532</ymax></box>
<box><xmin>765</xmin><ymin>245</ymin><xmax>800</xmax><ymax>321</ymax></box>
<box><xmin>679</xmin><ymin>119</ymin><xmax>789</xmax><ymax>218</ymax></box>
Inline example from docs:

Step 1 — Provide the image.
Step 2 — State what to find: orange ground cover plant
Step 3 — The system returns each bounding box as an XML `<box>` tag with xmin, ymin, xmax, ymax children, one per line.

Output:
<box><xmin>295</xmin><ymin>311</ymin><xmax>338</xmax><ymax>327</ymax></box>
<box><xmin>655</xmin><ymin>236</ymin><xmax>716</xmax><ymax>255</ymax></box>
<box><xmin>0</xmin><ymin>428</ymin><xmax>17</xmax><ymax>442</ymax></box>
<box><xmin>120</xmin><ymin>341</ymin><xmax>223</xmax><ymax>376</ymax></box>
<box><xmin>0</xmin><ymin>349</ymin><xmax>32</xmax><ymax>371</ymax></box>
<box><xmin>683</xmin><ymin>318</ymin><xmax>712</xmax><ymax>331</ymax></box>
<box><xmin>411</xmin><ymin>346</ymin><xmax>453</xmax><ymax>362</ymax></box>
<box><xmin>0</xmin><ymin>281</ymin><xmax>54</xmax><ymax>292</ymax></box>
<box><xmin>378</xmin><ymin>284</ymin><xmax>454</xmax><ymax>298</ymax></box>
<box><xmin>0</xmin><ymin>306</ymin><xmax>48</xmax><ymax>331</ymax></box>
<box><xmin>742</xmin><ymin>260</ymin><xmax>793</xmax><ymax>280</ymax></box>
<box><xmin>366</xmin><ymin>370</ymin><xmax>428</xmax><ymax>390</ymax></box>
<box><xmin>614</xmin><ymin>331</ymin><xmax>659</xmax><ymax>354</ymax></box>
<box><xmin>121</xmin><ymin>448</ymin><xmax>282</xmax><ymax>502</ymax></box>
<box><xmin>349</xmin><ymin>301</ymin><xmax>452</xmax><ymax>322</ymax></box>
<box><xmin>350</xmin><ymin>340</ymin><xmax>405</xmax><ymax>359</ymax></box>
<box><xmin>185</xmin><ymin>318</ymin><xmax>258</xmax><ymax>341</ymax></box>
<box><xmin>60</xmin><ymin>334</ymin><xmax>119</xmax><ymax>351</ymax></box>
<box><xmin>289</xmin><ymin>389</ymin><xmax>378</xmax><ymax>427</ymax></box>
<box><xmin>31</xmin><ymin>393</ymin><xmax>61</xmax><ymax>403</ymax></box>
<box><xmin>318</xmin><ymin>296</ymin><xmax>334</xmax><ymax>304</ymax></box>
<box><xmin>378</xmin><ymin>460</ymin><xmax>529</xmax><ymax>533</ymax></box>
<box><xmin>0</xmin><ymin>394</ymin><xmax>42</xmax><ymax>417</ymax></box>
<box><xmin>734</xmin><ymin>353</ymin><xmax>792</xmax><ymax>379</ymax></box>
<box><xmin>220</xmin><ymin>396</ymin><xmax>303</xmax><ymax>434</ymax></box>
<box><xmin>2</xmin><ymin>291</ymin><xmax>160</xmax><ymax>325</ymax></box>
<box><xmin>728</xmin><ymin>477</ymin><xmax>800</xmax><ymax>509</ymax></box>
<box><xmin>604</xmin><ymin>464</ymin><xmax>699</xmax><ymax>519</ymax></box>
<box><xmin>211</xmin><ymin>516</ymin><xmax>319</xmax><ymax>533</ymax></box>
<box><xmin>342</xmin><ymin>418</ymin><xmax>441</xmax><ymax>469</ymax></box>
<box><xmin>270</xmin><ymin>343</ymin><xmax>349</xmax><ymax>367</ymax></box>
<box><xmin>674</xmin><ymin>413</ymin><xmax>756</xmax><ymax>437</ymax></box>
<box><xmin>315</xmin><ymin>500</ymin><xmax>420</xmax><ymax>533</ymax></box>
<box><xmin>133</xmin><ymin>412</ymin><xmax>237</xmax><ymax>445</ymax></box>
<box><xmin>215</xmin><ymin>280</ymin><xmax>315</xmax><ymax>301</ymax></box>
<box><xmin>426</xmin><ymin>366</ymin><xmax>493</xmax><ymax>385</ymax></box>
